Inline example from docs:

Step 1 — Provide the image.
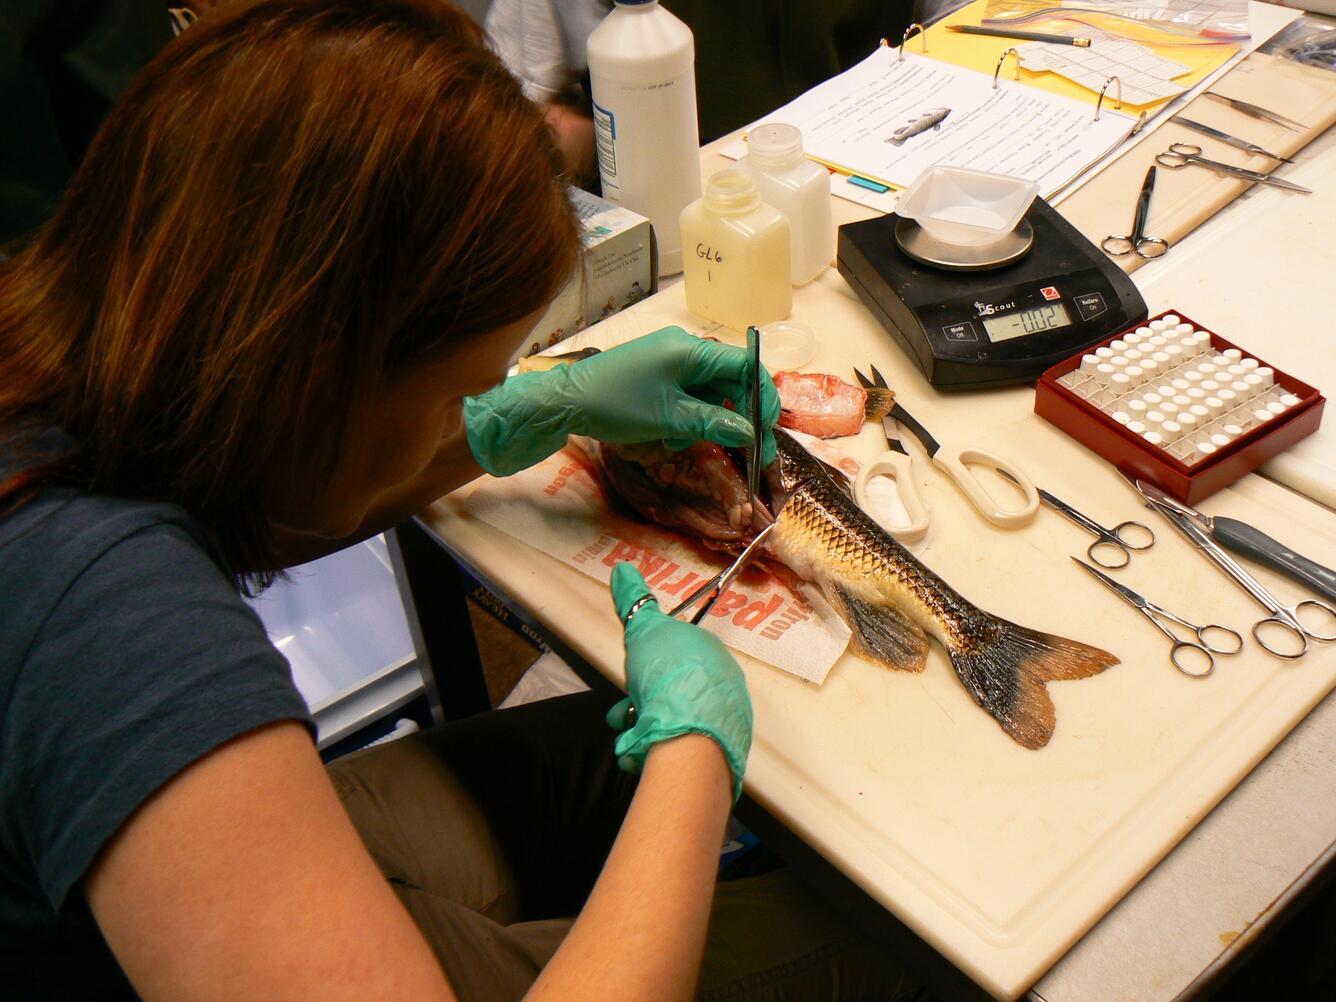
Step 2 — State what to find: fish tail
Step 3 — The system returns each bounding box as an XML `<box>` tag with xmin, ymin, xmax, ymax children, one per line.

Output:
<box><xmin>948</xmin><ymin>615</ymin><xmax>1118</xmax><ymax>750</ymax></box>
<box><xmin>863</xmin><ymin>386</ymin><xmax>895</xmax><ymax>422</ymax></box>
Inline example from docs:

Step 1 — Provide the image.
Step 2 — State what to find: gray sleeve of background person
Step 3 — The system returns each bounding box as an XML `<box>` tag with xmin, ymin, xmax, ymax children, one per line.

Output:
<box><xmin>4</xmin><ymin>518</ymin><xmax>313</xmax><ymax>910</ymax></box>
<box><xmin>484</xmin><ymin>0</ymin><xmax>609</xmax><ymax>103</ymax></box>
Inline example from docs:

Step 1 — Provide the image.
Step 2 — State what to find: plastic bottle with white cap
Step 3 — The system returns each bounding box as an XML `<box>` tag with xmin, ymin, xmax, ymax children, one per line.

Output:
<box><xmin>680</xmin><ymin>168</ymin><xmax>791</xmax><ymax>331</ymax></box>
<box><xmin>741</xmin><ymin>123</ymin><xmax>834</xmax><ymax>285</ymax></box>
<box><xmin>587</xmin><ymin>0</ymin><xmax>701</xmax><ymax>277</ymax></box>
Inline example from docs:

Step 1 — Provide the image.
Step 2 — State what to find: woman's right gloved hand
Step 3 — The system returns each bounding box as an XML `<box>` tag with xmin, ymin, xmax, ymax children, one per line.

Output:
<box><xmin>605</xmin><ymin>562</ymin><xmax>752</xmax><ymax>802</ymax></box>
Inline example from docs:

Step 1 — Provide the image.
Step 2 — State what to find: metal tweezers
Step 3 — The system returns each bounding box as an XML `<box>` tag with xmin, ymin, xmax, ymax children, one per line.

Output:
<box><xmin>668</xmin><ymin>325</ymin><xmax>774</xmax><ymax>625</ymax></box>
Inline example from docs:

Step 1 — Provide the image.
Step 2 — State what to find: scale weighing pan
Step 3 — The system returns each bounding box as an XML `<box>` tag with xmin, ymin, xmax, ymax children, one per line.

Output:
<box><xmin>837</xmin><ymin>197</ymin><xmax>1147</xmax><ymax>390</ymax></box>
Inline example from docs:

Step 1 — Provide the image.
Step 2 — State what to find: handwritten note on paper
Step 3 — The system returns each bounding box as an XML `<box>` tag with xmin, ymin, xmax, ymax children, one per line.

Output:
<box><xmin>744</xmin><ymin>47</ymin><xmax>1137</xmax><ymax>197</ymax></box>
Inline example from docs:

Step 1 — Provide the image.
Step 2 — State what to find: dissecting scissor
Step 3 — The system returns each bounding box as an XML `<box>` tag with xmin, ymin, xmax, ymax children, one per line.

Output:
<box><xmin>851</xmin><ymin>366</ymin><xmax>1039</xmax><ymax>538</ymax></box>
<box><xmin>1072</xmin><ymin>557</ymin><xmax>1243</xmax><ymax>679</ymax></box>
<box><xmin>1155</xmin><ymin>144</ymin><xmax>1311</xmax><ymax>194</ymax></box>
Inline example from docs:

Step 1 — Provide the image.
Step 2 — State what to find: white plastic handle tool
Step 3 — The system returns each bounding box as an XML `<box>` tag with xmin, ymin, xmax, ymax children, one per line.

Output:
<box><xmin>931</xmin><ymin>448</ymin><xmax>1040</xmax><ymax>528</ymax></box>
<box><xmin>854</xmin><ymin>451</ymin><xmax>930</xmax><ymax>542</ymax></box>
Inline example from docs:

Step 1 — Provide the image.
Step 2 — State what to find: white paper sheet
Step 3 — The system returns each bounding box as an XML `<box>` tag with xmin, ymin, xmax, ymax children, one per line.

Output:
<box><xmin>1018</xmin><ymin>30</ymin><xmax>1194</xmax><ymax>106</ymax></box>
<box><xmin>731</xmin><ymin>48</ymin><xmax>1138</xmax><ymax>199</ymax></box>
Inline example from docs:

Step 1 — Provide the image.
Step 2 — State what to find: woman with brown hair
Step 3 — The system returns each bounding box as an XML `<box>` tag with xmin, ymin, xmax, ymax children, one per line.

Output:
<box><xmin>0</xmin><ymin>2</ymin><xmax>919</xmax><ymax>999</ymax></box>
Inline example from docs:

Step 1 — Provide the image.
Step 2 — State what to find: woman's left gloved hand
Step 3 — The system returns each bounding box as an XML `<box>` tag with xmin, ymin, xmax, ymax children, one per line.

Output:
<box><xmin>463</xmin><ymin>326</ymin><xmax>780</xmax><ymax>477</ymax></box>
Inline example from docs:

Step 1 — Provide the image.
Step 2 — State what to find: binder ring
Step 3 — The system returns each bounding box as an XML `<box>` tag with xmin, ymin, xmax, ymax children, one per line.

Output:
<box><xmin>993</xmin><ymin>48</ymin><xmax>1021</xmax><ymax>89</ymax></box>
<box><xmin>1095</xmin><ymin>76</ymin><xmax>1122</xmax><ymax>121</ymax></box>
<box><xmin>899</xmin><ymin>23</ymin><xmax>927</xmax><ymax>61</ymax></box>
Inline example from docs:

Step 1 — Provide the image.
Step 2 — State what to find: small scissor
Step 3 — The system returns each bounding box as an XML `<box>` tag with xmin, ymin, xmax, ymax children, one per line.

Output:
<box><xmin>1003</xmin><ymin>474</ymin><xmax>1154</xmax><ymax>568</ymax></box>
<box><xmin>852</xmin><ymin>366</ymin><xmax>1039</xmax><ymax>535</ymax></box>
<box><xmin>1102</xmin><ymin>165</ymin><xmax>1170</xmax><ymax>260</ymax></box>
<box><xmin>1072</xmin><ymin>557</ymin><xmax>1243</xmax><ymax>678</ymax></box>
<box><xmin>667</xmin><ymin>326</ymin><xmax>778</xmax><ymax>624</ymax></box>
<box><xmin>1155</xmin><ymin>144</ymin><xmax>1312</xmax><ymax>194</ymax></box>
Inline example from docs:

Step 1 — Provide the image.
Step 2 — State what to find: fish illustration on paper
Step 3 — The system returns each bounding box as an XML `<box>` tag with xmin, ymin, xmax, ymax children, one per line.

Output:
<box><xmin>888</xmin><ymin>107</ymin><xmax>951</xmax><ymax>146</ymax></box>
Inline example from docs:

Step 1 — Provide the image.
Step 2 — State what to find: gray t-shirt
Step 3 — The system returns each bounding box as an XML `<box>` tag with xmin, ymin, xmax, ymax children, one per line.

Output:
<box><xmin>0</xmin><ymin>430</ymin><xmax>313</xmax><ymax>998</ymax></box>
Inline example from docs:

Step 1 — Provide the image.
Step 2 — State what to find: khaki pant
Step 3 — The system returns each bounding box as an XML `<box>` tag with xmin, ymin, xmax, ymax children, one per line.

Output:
<box><xmin>327</xmin><ymin>693</ymin><xmax>924</xmax><ymax>1001</ymax></box>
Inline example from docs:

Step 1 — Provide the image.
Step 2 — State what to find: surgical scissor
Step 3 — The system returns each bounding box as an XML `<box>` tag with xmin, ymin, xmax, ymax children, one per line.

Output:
<box><xmin>1024</xmin><ymin>480</ymin><xmax>1154</xmax><ymax>568</ymax></box>
<box><xmin>1102</xmin><ymin>165</ymin><xmax>1170</xmax><ymax>261</ymax></box>
<box><xmin>851</xmin><ymin>366</ymin><xmax>1039</xmax><ymax>534</ymax></box>
<box><xmin>1072</xmin><ymin>557</ymin><xmax>1243</xmax><ymax>678</ymax></box>
<box><xmin>1155</xmin><ymin>143</ymin><xmax>1312</xmax><ymax>194</ymax></box>
<box><xmin>1131</xmin><ymin>478</ymin><xmax>1336</xmax><ymax>659</ymax></box>
<box><xmin>668</xmin><ymin>326</ymin><xmax>775</xmax><ymax>624</ymax></box>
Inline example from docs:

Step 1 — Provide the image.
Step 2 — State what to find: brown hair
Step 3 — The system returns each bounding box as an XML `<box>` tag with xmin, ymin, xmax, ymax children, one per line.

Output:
<box><xmin>0</xmin><ymin>0</ymin><xmax>578</xmax><ymax>585</ymax></box>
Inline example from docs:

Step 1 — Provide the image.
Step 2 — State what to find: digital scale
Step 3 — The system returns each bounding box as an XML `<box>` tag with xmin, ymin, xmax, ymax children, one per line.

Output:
<box><xmin>837</xmin><ymin>197</ymin><xmax>1147</xmax><ymax>390</ymax></box>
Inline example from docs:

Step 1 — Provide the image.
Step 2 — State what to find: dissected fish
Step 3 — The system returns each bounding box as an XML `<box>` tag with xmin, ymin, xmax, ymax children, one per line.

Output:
<box><xmin>774</xmin><ymin>370</ymin><xmax>894</xmax><ymax>439</ymax></box>
<box><xmin>596</xmin><ymin>431</ymin><xmax>1117</xmax><ymax>749</ymax></box>
<box><xmin>888</xmin><ymin>107</ymin><xmax>951</xmax><ymax>146</ymax></box>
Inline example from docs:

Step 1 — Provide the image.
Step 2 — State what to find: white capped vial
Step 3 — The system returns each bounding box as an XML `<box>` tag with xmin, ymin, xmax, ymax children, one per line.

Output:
<box><xmin>1223</xmin><ymin>422</ymin><xmax>1244</xmax><ymax>438</ymax></box>
<box><xmin>1200</xmin><ymin>379</ymin><xmax>1220</xmax><ymax>393</ymax></box>
<box><xmin>1225</xmin><ymin>364</ymin><xmax>1246</xmax><ymax>377</ymax></box>
<box><xmin>1079</xmin><ymin>354</ymin><xmax>1100</xmax><ymax>374</ymax></box>
<box><xmin>1143</xmin><ymin>430</ymin><xmax>1164</xmax><ymax>446</ymax></box>
<box><xmin>1195</xmin><ymin>362</ymin><xmax>1218</xmax><ymax>376</ymax></box>
<box><xmin>1172</xmin><ymin>394</ymin><xmax>1192</xmax><ymax>407</ymax></box>
<box><xmin>1196</xmin><ymin>441</ymin><xmax>1217</xmax><ymax>457</ymax></box>
<box><xmin>1124</xmin><ymin>349</ymin><xmax>1145</xmax><ymax>364</ymax></box>
<box><xmin>1158</xmin><ymin>400</ymin><xmax>1181</xmax><ymax>416</ymax></box>
<box><xmin>1142</xmin><ymin>392</ymin><xmax>1162</xmax><ymax>407</ymax></box>
<box><xmin>1177</xmin><ymin>411</ymin><xmax>1199</xmax><ymax>430</ymax></box>
<box><xmin>1255</xmin><ymin>368</ymin><xmax>1275</xmax><ymax>388</ymax></box>
<box><xmin>1112</xmin><ymin>410</ymin><xmax>1131</xmax><ymax>425</ymax></box>
<box><xmin>1110</xmin><ymin>339</ymin><xmax>1128</xmax><ymax>353</ymax></box>
<box><xmin>1154</xmin><ymin>383</ymin><xmax>1175</xmax><ymax>397</ymax></box>
<box><xmin>1210</xmin><ymin>433</ymin><xmax>1230</xmax><ymax>448</ymax></box>
<box><xmin>1240</xmin><ymin>357</ymin><xmax>1259</xmax><ymax>371</ymax></box>
<box><xmin>1222</xmin><ymin>348</ymin><xmax>1243</xmax><ymax>360</ymax></box>
<box><xmin>1216</xmin><ymin>388</ymin><xmax>1238</xmax><ymax>407</ymax></box>
<box><xmin>1266</xmin><ymin>400</ymin><xmax>1286</xmax><ymax>415</ymax></box>
<box><xmin>1162</xmin><ymin>420</ymin><xmax>1183</xmax><ymax>438</ymax></box>
<box><xmin>1243</xmin><ymin>373</ymin><xmax>1264</xmax><ymax>391</ymax></box>
<box><xmin>1163</xmin><ymin>314</ymin><xmax>1181</xmax><ymax>326</ymax></box>
<box><xmin>1169</xmin><ymin>377</ymin><xmax>1189</xmax><ymax>391</ymax></box>
<box><xmin>1203</xmin><ymin>397</ymin><xmax>1224</xmax><ymax>417</ymax></box>
<box><xmin>1230</xmin><ymin>380</ymin><xmax>1251</xmax><ymax>396</ymax></box>
<box><xmin>1191</xmin><ymin>332</ymin><xmax>1212</xmax><ymax>349</ymax></box>
<box><xmin>1280</xmin><ymin>393</ymin><xmax>1301</xmax><ymax>407</ymax></box>
<box><xmin>1189</xmin><ymin>403</ymin><xmax>1210</xmax><ymax>419</ymax></box>
<box><xmin>1110</xmin><ymin>373</ymin><xmax>1132</xmax><ymax>395</ymax></box>
<box><xmin>1136</xmin><ymin>326</ymin><xmax>1153</xmax><ymax>338</ymax></box>
<box><xmin>1146</xmin><ymin>410</ymin><xmax>1166</xmax><ymax>426</ymax></box>
<box><xmin>1110</xmin><ymin>356</ymin><xmax>1129</xmax><ymax>370</ymax></box>
<box><xmin>1148</xmin><ymin>334</ymin><xmax>1168</xmax><ymax>348</ymax></box>
<box><xmin>1124</xmin><ymin>365</ymin><xmax>1145</xmax><ymax>384</ymax></box>
<box><xmin>1125</xmin><ymin>331</ymin><xmax>1145</xmax><ymax>346</ymax></box>
<box><xmin>1163</xmin><ymin>345</ymin><xmax>1184</xmax><ymax>363</ymax></box>
<box><xmin>1184</xmin><ymin>371</ymin><xmax>1204</xmax><ymax>385</ymax></box>
<box><xmin>1095</xmin><ymin>363</ymin><xmax>1117</xmax><ymax>383</ymax></box>
<box><xmin>1186</xmin><ymin>387</ymin><xmax>1206</xmax><ymax>402</ymax></box>
<box><xmin>1253</xmin><ymin>408</ymin><xmax>1274</xmax><ymax>424</ymax></box>
<box><xmin>1127</xmin><ymin>398</ymin><xmax>1148</xmax><ymax>415</ymax></box>
<box><xmin>1149</xmin><ymin>319</ymin><xmax>1169</xmax><ymax>332</ymax></box>
<box><xmin>1127</xmin><ymin>420</ymin><xmax>1146</xmax><ymax>435</ymax></box>
<box><xmin>1138</xmin><ymin>359</ymin><xmax>1162</xmax><ymax>381</ymax></box>
<box><xmin>1096</xmin><ymin>346</ymin><xmax>1115</xmax><ymax>360</ymax></box>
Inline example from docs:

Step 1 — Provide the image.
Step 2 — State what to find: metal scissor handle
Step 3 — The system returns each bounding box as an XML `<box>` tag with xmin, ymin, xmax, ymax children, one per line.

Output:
<box><xmin>854</xmin><ymin>450</ymin><xmax>930</xmax><ymax>542</ymax></box>
<box><xmin>1156</xmin><ymin>143</ymin><xmax>1271</xmax><ymax>184</ymax></box>
<box><xmin>1252</xmin><ymin>599</ymin><xmax>1336</xmax><ymax>659</ymax></box>
<box><xmin>668</xmin><ymin>522</ymin><xmax>777</xmax><ymax>624</ymax></box>
<box><xmin>1144</xmin><ymin>604</ymin><xmax>1244</xmax><ymax>678</ymax></box>
<box><xmin>1032</xmin><ymin>484</ymin><xmax>1154</xmax><ymax>569</ymax></box>
<box><xmin>931</xmin><ymin>447</ymin><xmax>1040</xmax><ymax>528</ymax></box>
<box><xmin>1101</xmin><ymin>164</ymin><xmax>1169</xmax><ymax>260</ymax></box>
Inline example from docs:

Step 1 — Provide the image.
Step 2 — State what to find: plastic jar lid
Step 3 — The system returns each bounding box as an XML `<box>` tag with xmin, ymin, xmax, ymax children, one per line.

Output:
<box><xmin>759</xmin><ymin>321</ymin><xmax>817</xmax><ymax>369</ymax></box>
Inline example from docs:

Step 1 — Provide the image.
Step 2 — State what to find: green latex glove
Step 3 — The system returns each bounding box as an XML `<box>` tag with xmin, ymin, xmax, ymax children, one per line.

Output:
<box><xmin>605</xmin><ymin>561</ymin><xmax>753</xmax><ymax>802</ymax></box>
<box><xmin>463</xmin><ymin>327</ymin><xmax>780</xmax><ymax>477</ymax></box>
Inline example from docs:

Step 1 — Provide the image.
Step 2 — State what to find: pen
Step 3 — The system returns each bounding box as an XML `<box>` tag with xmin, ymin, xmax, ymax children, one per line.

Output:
<box><xmin>947</xmin><ymin>24</ymin><xmax>1091</xmax><ymax>47</ymax></box>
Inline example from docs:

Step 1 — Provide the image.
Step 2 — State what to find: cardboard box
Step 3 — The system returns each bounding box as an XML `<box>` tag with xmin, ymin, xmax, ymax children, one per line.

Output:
<box><xmin>511</xmin><ymin>188</ymin><xmax>657</xmax><ymax>363</ymax></box>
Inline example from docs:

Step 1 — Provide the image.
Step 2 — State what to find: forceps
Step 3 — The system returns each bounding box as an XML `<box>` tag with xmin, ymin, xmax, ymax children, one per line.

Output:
<box><xmin>1073</xmin><ymin>558</ymin><xmax>1242</xmax><ymax>678</ymax></box>
<box><xmin>1155</xmin><ymin>144</ymin><xmax>1312</xmax><ymax>194</ymax></box>
<box><xmin>852</xmin><ymin>366</ymin><xmax>1039</xmax><ymax>533</ymax></box>
<box><xmin>1131</xmin><ymin>478</ymin><xmax>1336</xmax><ymax>659</ymax></box>
<box><xmin>667</xmin><ymin>327</ymin><xmax>774</xmax><ymax>624</ymax></box>
<box><xmin>1008</xmin><ymin>476</ymin><xmax>1154</xmax><ymax>568</ymax></box>
<box><xmin>1102</xmin><ymin>165</ymin><xmax>1170</xmax><ymax>260</ymax></box>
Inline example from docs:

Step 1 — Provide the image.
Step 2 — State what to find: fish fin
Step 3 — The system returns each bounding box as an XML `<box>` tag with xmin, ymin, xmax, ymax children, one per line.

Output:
<box><xmin>824</xmin><ymin>583</ymin><xmax>929</xmax><ymax>673</ymax></box>
<box><xmin>949</xmin><ymin>616</ymin><xmax>1118</xmax><ymax>750</ymax></box>
<box><xmin>863</xmin><ymin>387</ymin><xmax>895</xmax><ymax>422</ymax></box>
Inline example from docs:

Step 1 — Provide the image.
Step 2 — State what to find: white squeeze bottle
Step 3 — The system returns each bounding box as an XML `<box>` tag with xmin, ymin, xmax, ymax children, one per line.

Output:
<box><xmin>679</xmin><ymin>168</ymin><xmax>791</xmax><ymax>332</ymax></box>
<box><xmin>741</xmin><ymin>123</ymin><xmax>834</xmax><ymax>285</ymax></box>
<box><xmin>586</xmin><ymin>0</ymin><xmax>701</xmax><ymax>277</ymax></box>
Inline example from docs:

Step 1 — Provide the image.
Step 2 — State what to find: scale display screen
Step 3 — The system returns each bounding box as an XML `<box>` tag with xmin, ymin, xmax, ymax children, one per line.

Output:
<box><xmin>982</xmin><ymin>302</ymin><xmax>1072</xmax><ymax>343</ymax></box>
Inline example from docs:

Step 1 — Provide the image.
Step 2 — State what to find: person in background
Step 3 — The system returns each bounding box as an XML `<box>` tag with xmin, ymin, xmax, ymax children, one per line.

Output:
<box><xmin>0</xmin><ymin>1</ymin><xmax>924</xmax><ymax>999</ymax></box>
<box><xmin>485</xmin><ymin>0</ymin><xmax>919</xmax><ymax>183</ymax></box>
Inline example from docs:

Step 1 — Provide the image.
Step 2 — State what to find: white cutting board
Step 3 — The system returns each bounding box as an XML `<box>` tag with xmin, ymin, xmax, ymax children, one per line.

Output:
<box><xmin>429</xmin><ymin>275</ymin><xmax>1336</xmax><ymax>1000</ymax></box>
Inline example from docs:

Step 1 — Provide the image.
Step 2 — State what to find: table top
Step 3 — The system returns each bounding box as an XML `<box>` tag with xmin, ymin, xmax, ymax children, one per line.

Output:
<box><xmin>421</xmin><ymin>93</ymin><xmax>1336</xmax><ymax>1002</ymax></box>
